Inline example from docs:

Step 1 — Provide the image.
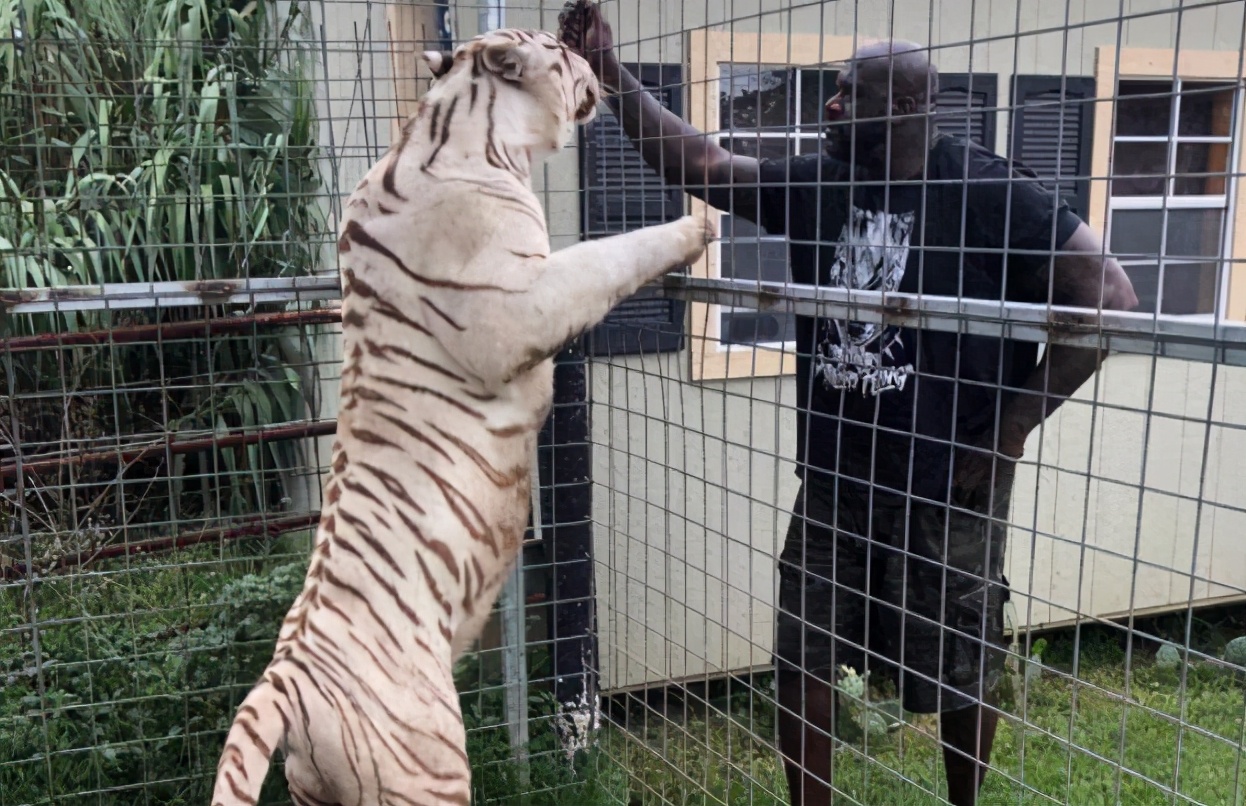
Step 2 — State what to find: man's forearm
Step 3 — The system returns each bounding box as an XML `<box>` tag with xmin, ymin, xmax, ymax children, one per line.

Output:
<box><xmin>999</xmin><ymin>345</ymin><xmax>1103</xmax><ymax>454</ymax></box>
<box><xmin>603</xmin><ymin>61</ymin><xmax>728</xmax><ymax>190</ymax></box>
<box><xmin>997</xmin><ymin>231</ymin><xmax>1137</xmax><ymax>455</ymax></box>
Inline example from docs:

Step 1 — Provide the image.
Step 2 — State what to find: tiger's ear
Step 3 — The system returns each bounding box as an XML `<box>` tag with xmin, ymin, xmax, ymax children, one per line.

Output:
<box><xmin>480</xmin><ymin>39</ymin><xmax>527</xmax><ymax>82</ymax></box>
<box><xmin>421</xmin><ymin>50</ymin><xmax>456</xmax><ymax>79</ymax></box>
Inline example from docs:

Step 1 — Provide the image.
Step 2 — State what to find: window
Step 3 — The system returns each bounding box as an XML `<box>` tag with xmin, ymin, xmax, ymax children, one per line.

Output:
<box><xmin>1107</xmin><ymin>79</ymin><xmax>1240</xmax><ymax>316</ymax></box>
<box><xmin>714</xmin><ymin>65</ymin><xmax>826</xmax><ymax>349</ymax></box>
<box><xmin>682</xmin><ymin>31</ymin><xmax>849</xmax><ymax>381</ymax></box>
<box><xmin>709</xmin><ymin>57</ymin><xmax>999</xmax><ymax>362</ymax></box>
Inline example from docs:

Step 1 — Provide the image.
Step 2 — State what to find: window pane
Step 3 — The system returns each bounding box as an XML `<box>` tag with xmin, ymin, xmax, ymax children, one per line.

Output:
<box><xmin>797</xmin><ymin>68</ymin><xmax>839</xmax><ymax>129</ymax></box>
<box><xmin>720</xmin><ymin>239</ymin><xmax>790</xmax><ymax>283</ymax></box>
<box><xmin>1110</xmin><ymin>208</ymin><xmax>1225</xmax><ymax>260</ymax></box>
<box><xmin>1110</xmin><ymin>209</ymin><xmax>1163</xmax><ymax>258</ymax></box>
<box><xmin>719</xmin><ymin>66</ymin><xmax>793</xmax><ymax>131</ymax></box>
<box><xmin>1115</xmin><ymin>80</ymin><xmax>1174</xmax><ymax>137</ymax></box>
<box><xmin>720</xmin><ymin>311</ymin><xmax>798</xmax><ymax>345</ymax></box>
<box><xmin>1165</xmin><ymin>208</ymin><xmax>1224</xmax><ymax>259</ymax></box>
<box><xmin>1173</xmin><ymin>141</ymin><xmax>1232</xmax><ymax>195</ymax></box>
<box><xmin>1177</xmin><ymin>82</ymin><xmax>1237</xmax><ymax>137</ymax></box>
<box><xmin>721</xmin><ymin>213</ymin><xmax>763</xmax><ymax>239</ymax></box>
<box><xmin>1123</xmin><ymin>264</ymin><xmax>1160</xmax><ymax>312</ymax></box>
<box><xmin>1122</xmin><ymin>262</ymin><xmax>1220</xmax><ymax>315</ymax></box>
<box><xmin>1110</xmin><ymin>141</ymin><xmax>1169</xmax><ymax>196</ymax></box>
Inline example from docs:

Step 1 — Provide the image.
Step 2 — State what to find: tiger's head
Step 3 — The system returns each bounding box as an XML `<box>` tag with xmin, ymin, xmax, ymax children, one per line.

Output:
<box><xmin>420</xmin><ymin>29</ymin><xmax>601</xmax><ymax>159</ymax></box>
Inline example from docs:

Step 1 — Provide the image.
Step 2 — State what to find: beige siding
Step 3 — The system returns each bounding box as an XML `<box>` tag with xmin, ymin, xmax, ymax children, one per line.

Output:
<box><xmin>1008</xmin><ymin>355</ymin><xmax>1246</xmax><ymax>628</ymax></box>
<box><xmin>298</xmin><ymin>0</ymin><xmax>409</xmax><ymax>514</ymax></box>
<box><xmin>310</xmin><ymin>0</ymin><xmax>1246</xmax><ymax>692</ymax></box>
<box><xmin>591</xmin><ymin>356</ymin><xmax>1246</xmax><ymax>691</ymax></box>
<box><xmin>580</xmin><ymin>0</ymin><xmax>1246</xmax><ymax>690</ymax></box>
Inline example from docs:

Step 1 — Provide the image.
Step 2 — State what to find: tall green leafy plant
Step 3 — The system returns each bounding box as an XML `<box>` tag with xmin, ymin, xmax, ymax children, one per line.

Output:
<box><xmin>0</xmin><ymin>0</ymin><xmax>323</xmax><ymax>304</ymax></box>
<box><xmin>0</xmin><ymin>4</ymin><xmax>329</xmax><ymax>800</ymax></box>
<box><xmin>0</xmin><ymin>0</ymin><xmax>326</xmax><ymax>559</ymax></box>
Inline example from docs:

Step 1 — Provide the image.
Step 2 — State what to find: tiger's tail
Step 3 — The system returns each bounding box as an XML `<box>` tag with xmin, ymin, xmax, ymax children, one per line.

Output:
<box><xmin>211</xmin><ymin>678</ymin><xmax>288</xmax><ymax>806</ymax></box>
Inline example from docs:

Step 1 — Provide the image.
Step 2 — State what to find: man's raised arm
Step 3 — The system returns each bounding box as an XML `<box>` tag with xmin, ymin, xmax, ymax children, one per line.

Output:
<box><xmin>558</xmin><ymin>0</ymin><xmax>760</xmax><ymax>214</ymax></box>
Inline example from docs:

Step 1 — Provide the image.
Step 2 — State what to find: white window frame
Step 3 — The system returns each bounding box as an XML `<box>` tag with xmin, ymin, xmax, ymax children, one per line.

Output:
<box><xmin>711</xmin><ymin>64</ymin><xmax>832</xmax><ymax>355</ymax></box>
<box><xmin>1089</xmin><ymin>47</ymin><xmax>1246</xmax><ymax>327</ymax></box>
<box><xmin>687</xmin><ymin>31</ymin><xmax>859</xmax><ymax>383</ymax></box>
<box><xmin>1106</xmin><ymin>77</ymin><xmax>1242</xmax><ymax>319</ymax></box>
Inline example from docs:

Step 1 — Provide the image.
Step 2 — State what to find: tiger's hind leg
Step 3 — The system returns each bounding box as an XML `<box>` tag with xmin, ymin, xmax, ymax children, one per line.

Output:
<box><xmin>274</xmin><ymin>651</ymin><xmax>472</xmax><ymax>806</ymax></box>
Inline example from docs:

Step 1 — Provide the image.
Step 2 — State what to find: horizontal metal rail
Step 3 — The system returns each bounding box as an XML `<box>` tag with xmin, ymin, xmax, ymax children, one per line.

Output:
<box><xmin>0</xmin><ymin>275</ymin><xmax>342</xmax><ymax>315</ymax></box>
<box><xmin>661</xmin><ymin>276</ymin><xmax>1246</xmax><ymax>368</ymax></box>
<box><xmin>2</xmin><ymin>307</ymin><xmax>342</xmax><ymax>353</ymax></box>
<box><xmin>5</xmin><ymin>273</ymin><xmax>1246</xmax><ymax>367</ymax></box>
<box><xmin>0</xmin><ymin>420</ymin><xmax>340</xmax><ymax>487</ymax></box>
<box><xmin>0</xmin><ymin>512</ymin><xmax>325</xmax><ymax>581</ymax></box>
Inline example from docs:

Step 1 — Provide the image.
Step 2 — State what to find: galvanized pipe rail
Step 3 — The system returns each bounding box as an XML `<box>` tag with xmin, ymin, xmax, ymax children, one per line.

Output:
<box><xmin>6</xmin><ymin>274</ymin><xmax>1244</xmax><ymax>367</ymax></box>
<box><xmin>659</xmin><ymin>275</ymin><xmax>1246</xmax><ymax>368</ymax></box>
<box><xmin>0</xmin><ymin>275</ymin><xmax>342</xmax><ymax>316</ymax></box>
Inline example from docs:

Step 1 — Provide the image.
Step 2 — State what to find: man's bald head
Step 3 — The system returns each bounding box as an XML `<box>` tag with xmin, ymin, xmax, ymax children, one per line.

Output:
<box><xmin>822</xmin><ymin>38</ymin><xmax>942</xmax><ymax>175</ymax></box>
<box><xmin>844</xmin><ymin>39</ymin><xmax>939</xmax><ymax>103</ymax></box>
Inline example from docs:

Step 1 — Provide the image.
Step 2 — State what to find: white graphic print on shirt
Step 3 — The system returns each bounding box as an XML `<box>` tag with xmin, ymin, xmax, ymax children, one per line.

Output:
<box><xmin>814</xmin><ymin>206</ymin><xmax>917</xmax><ymax>396</ymax></box>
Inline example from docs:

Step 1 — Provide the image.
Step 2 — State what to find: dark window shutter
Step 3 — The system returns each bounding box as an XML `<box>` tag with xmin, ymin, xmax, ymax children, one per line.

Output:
<box><xmin>1008</xmin><ymin>75</ymin><xmax>1096</xmax><ymax>220</ymax></box>
<box><xmin>935</xmin><ymin>73</ymin><xmax>998</xmax><ymax>147</ymax></box>
<box><xmin>579</xmin><ymin>63</ymin><xmax>686</xmax><ymax>357</ymax></box>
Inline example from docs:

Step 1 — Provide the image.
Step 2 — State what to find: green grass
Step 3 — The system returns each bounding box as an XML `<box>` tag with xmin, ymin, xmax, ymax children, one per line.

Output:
<box><xmin>588</xmin><ymin>625</ymin><xmax>1246</xmax><ymax>806</ymax></box>
<box><xmin>4</xmin><ymin>555</ymin><xmax>1243</xmax><ymax>806</ymax></box>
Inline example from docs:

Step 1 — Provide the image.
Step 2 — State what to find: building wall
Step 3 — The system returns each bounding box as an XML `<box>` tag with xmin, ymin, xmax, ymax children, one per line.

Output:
<box><xmin>308</xmin><ymin>0</ymin><xmax>1246</xmax><ymax>692</ymax></box>
<box><xmin>571</xmin><ymin>0</ymin><xmax>1246</xmax><ymax>691</ymax></box>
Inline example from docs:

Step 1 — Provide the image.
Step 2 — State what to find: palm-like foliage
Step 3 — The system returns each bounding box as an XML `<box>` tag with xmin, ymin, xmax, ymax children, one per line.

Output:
<box><xmin>0</xmin><ymin>0</ymin><xmax>322</xmax><ymax>301</ymax></box>
<box><xmin>0</xmin><ymin>4</ymin><xmax>330</xmax><ymax>800</ymax></box>
<box><xmin>0</xmin><ymin>0</ymin><xmax>326</xmax><ymax>560</ymax></box>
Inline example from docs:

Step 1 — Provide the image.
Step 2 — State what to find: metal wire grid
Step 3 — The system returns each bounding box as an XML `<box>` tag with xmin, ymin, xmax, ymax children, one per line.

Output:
<box><xmin>0</xmin><ymin>2</ymin><xmax>582</xmax><ymax>803</ymax></box>
<box><xmin>581</xmin><ymin>0</ymin><xmax>1246</xmax><ymax>805</ymax></box>
<box><xmin>1</xmin><ymin>0</ymin><xmax>1245</xmax><ymax>805</ymax></box>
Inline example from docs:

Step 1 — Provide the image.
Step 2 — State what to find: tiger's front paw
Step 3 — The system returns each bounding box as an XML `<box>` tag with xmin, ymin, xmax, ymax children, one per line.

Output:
<box><xmin>673</xmin><ymin>214</ymin><xmax>715</xmax><ymax>266</ymax></box>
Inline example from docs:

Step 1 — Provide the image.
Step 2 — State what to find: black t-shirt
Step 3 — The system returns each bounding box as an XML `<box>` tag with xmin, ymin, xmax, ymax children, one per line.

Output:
<box><xmin>724</xmin><ymin>135</ymin><xmax>1083</xmax><ymax>504</ymax></box>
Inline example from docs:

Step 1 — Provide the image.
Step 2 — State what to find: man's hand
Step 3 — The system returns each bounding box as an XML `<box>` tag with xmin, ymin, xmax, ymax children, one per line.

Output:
<box><xmin>558</xmin><ymin>0</ymin><xmax>619</xmax><ymax>91</ymax></box>
<box><xmin>556</xmin><ymin>0</ymin><xmax>759</xmax><ymax>223</ymax></box>
<box><xmin>951</xmin><ymin>436</ymin><xmax>1021</xmax><ymax>511</ymax></box>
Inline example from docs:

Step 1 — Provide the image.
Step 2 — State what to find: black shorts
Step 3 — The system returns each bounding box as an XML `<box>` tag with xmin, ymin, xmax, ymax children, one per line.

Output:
<box><xmin>773</xmin><ymin>474</ymin><xmax>1013</xmax><ymax>715</ymax></box>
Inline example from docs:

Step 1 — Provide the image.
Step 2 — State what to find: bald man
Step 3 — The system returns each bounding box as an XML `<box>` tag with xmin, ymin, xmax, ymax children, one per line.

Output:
<box><xmin>559</xmin><ymin>5</ymin><xmax>1137</xmax><ymax>805</ymax></box>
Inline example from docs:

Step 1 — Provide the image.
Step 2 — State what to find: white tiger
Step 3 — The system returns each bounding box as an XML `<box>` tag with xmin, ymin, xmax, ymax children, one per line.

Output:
<box><xmin>211</xmin><ymin>27</ymin><xmax>713</xmax><ymax>806</ymax></box>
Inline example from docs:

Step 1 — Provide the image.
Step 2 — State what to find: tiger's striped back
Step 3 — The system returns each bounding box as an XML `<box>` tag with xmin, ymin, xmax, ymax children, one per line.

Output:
<box><xmin>212</xmin><ymin>25</ymin><xmax>712</xmax><ymax>806</ymax></box>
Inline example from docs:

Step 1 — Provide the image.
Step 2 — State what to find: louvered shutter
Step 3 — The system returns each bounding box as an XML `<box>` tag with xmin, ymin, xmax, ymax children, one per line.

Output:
<box><xmin>1008</xmin><ymin>76</ymin><xmax>1096</xmax><ymax>219</ymax></box>
<box><xmin>579</xmin><ymin>63</ymin><xmax>686</xmax><ymax>356</ymax></box>
<box><xmin>935</xmin><ymin>73</ymin><xmax>998</xmax><ymax>147</ymax></box>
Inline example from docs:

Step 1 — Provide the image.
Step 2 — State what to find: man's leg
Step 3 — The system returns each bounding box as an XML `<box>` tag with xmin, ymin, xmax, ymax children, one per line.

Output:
<box><xmin>773</xmin><ymin>481</ymin><xmax>870</xmax><ymax>806</ymax></box>
<box><xmin>884</xmin><ymin>475</ymin><xmax>1013</xmax><ymax>806</ymax></box>
<box><xmin>776</xmin><ymin>662</ymin><xmax>836</xmax><ymax>806</ymax></box>
<box><xmin>941</xmin><ymin>700</ymin><xmax>1000</xmax><ymax>806</ymax></box>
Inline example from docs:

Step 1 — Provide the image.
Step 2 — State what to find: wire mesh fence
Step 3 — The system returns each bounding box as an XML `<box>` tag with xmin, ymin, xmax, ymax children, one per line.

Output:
<box><xmin>1</xmin><ymin>0</ymin><xmax>1244</xmax><ymax>804</ymax></box>
<box><xmin>0</xmin><ymin>1</ymin><xmax>592</xmax><ymax>802</ymax></box>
